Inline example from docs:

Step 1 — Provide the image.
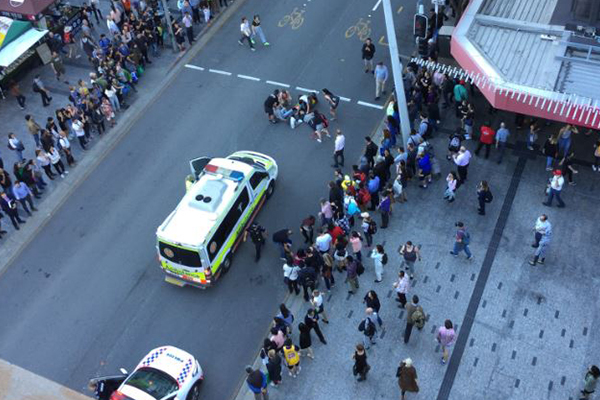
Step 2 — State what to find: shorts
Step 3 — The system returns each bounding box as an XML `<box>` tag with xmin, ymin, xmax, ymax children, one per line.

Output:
<box><xmin>264</xmin><ymin>105</ymin><xmax>274</xmax><ymax>116</ymax></box>
<box><xmin>287</xmin><ymin>364</ymin><xmax>298</xmax><ymax>370</ymax></box>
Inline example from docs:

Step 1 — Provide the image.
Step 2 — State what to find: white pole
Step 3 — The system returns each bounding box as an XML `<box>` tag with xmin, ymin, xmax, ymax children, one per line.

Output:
<box><xmin>382</xmin><ymin>0</ymin><xmax>411</xmax><ymax>145</ymax></box>
<box><xmin>161</xmin><ymin>0</ymin><xmax>178</xmax><ymax>52</ymax></box>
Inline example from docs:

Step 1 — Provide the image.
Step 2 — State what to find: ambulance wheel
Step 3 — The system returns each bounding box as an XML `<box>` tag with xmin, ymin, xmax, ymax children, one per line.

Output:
<box><xmin>222</xmin><ymin>255</ymin><xmax>232</xmax><ymax>274</ymax></box>
<box><xmin>187</xmin><ymin>381</ymin><xmax>202</xmax><ymax>400</ymax></box>
<box><xmin>266</xmin><ymin>180</ymin><xmax>275</xmax><ymax>199</ymax></box>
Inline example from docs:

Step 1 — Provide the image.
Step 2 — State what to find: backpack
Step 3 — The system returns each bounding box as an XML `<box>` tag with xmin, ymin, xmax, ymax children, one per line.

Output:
<box><xmin>411</xmin><ymin>307</ymin><xmax>426</xmax><ymax>329</ymax></box>
<box><xmin>462</xmin><ymin>230</ymin><xmax>471</xmax><ymax>245</ymax></box>
<box><xmin>358</xmin><ymin>318</ymin><xmax>375</xmax><ymax>336</ymax></box>
<box><xmin>381</xmin><ymin>253</ymin><xmax>388</xmax><ymax>265</ymax></box>
<box><xmin>368</xmin><ymin>220</ymin><xmax>377</xmax><ymax>235</ymax></box>
<box><xmin>449</xmin><ymin>136</ymin><xmax>460</xmax><ymax>149</ymax></box>
<box><xmin>32</xmin><ymin>81</ymin><xmax>40</xmax><ymax>93</ymax></box>
<box><xmin>485</xmin><ymin>191</ymin><xmax>493</xmax><ymax>203</ymax></box>
<box><xmin>356</xmin><ymin>262</ymin><xmax>365</xmax><ymax>276</ymax></box>
<box><xmin>423</xmin><ymin>121</ymin><xmax>433</xmax><ymax>137</ymax></box>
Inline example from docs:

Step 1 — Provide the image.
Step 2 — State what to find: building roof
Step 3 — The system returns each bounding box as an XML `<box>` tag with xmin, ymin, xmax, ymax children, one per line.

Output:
<box><xmin>451</xmin><ymin>0</ymin><xmax>600</xmax><ymax>129</ymax></box>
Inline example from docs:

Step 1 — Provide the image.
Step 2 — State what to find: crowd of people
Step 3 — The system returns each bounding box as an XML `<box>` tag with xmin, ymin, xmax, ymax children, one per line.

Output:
<box><xmin>2</xmin><ymin>0</ymin><xmax>232</xmax><ymax>238</ymax></box>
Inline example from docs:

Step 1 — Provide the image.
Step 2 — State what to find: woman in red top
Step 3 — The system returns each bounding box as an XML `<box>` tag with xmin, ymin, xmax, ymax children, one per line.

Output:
<box><xmin>475</xmin><ymin>121</ymin><xmax>495</xmax><ymax>159</ymax></box>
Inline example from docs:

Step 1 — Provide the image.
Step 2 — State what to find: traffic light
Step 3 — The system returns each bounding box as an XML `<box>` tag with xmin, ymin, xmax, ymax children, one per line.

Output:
<box><xmin>417</xmin><ymin>37</ymin><xmax>429</xmax><ymax>57</ymax></box>
<box><xmin>414</xmin><ymin>14</ymin><xmax>428</xmax><ymax>38</ymax></box>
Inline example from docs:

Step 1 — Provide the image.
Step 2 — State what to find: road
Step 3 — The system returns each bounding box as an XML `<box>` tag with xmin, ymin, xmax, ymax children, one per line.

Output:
<box><xmin>0</xmin><ymin>0</ymin><xmax>418</xmax><ymax>399</ymax></box>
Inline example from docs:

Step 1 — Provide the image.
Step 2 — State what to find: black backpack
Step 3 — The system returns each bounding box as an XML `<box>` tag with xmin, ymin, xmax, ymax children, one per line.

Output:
<box><xmin>485</xmin><ymin>191</ymin><xmax>493</xmax><ymax>203</ymax></box>
<box><xmin>356</xmin><ymin>262</ymin><xmax>365</xmax><ymax>276</ymax></box>
<box><xmin>382</xmin><ymin>253</ymin><xmax>388</xmax><ymax>265</ymax></box>
<box><xmin>368</xmin><ymin>220</ymin><xmax>378</xmax><ymax>235</ymax></box>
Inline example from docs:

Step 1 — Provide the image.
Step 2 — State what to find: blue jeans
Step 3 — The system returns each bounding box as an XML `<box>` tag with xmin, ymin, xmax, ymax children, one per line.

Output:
<box><xmin>252</xmin><ymin>26</ymin><xmax>267</xmax><ymax>44</ymax></box>
<box><xmin>545</xmin><ymin>188</ymin><xmax>565</xmax><ymax>207</ymax></box>
<box><xmin>497</xmin><ymin>141</ymin><xmax>506</xmax><ymax>163</ymax></box>
<box><xmin>452</xmin><ymin>242</ymin><xmax>472</xmax><ymax>258</ymax></box>
<box><xmin>32</xmin><ymin>133</ymin><xmax>41</xmax><ymax>148</ymax></box>
<box><xmin>546</xmin><ymin>156</ymin><xmax>554</xmax><ymax>169</ymax></box>
<box><xmin>558</xmin><ymin>137</ymin><xmax>571</xmax><ymax>157</ymax></box>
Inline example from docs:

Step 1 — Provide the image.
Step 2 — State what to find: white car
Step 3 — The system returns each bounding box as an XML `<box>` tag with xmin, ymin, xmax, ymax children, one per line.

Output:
<box><xmin>93</xmin><ymin>346</ymin><xmax>204</xmax><ymax>400</ymax></box>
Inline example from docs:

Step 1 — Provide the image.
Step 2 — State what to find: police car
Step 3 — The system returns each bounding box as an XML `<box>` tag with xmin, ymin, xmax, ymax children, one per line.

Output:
<box><xmin>104</xmin><ymin>346</ymin><xmax>203</xmax><ymax>400</ymax></box>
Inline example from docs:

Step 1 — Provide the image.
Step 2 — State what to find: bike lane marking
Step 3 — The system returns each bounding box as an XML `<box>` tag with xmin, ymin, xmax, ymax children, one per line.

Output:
<box><xmin>266</xmin><ymin>80</ymin><xmax>290</xmax><ymax>88</ymax></box>
<box><xmin>372</xmin><ymin>0</ymin><xmax>382</xmax><ymax>11</ymax></box>
<box><xmin>296</xmin><ymin>86</ymin><xmax>319</xmax><ymax>93</ymax></box>
<box><xmin>357</xmin><ymin>100</ymin><xmax>384</xmax><ymax>110</ymax></box>
<box><xmin>184</xmin><ymin>64</ymin><xmax>205</xmax><ymax>71</ymax></box>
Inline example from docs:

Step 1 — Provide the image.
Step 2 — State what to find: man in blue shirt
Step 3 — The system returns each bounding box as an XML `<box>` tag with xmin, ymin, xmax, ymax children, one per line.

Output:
<box><xmin>367</xmin><ymin>173</ymin><xmax>380</xmax><ymax>211</ymax></box>
<box><xmin>378</xmin><ymin>190</ymin><xmax>391</xmax><ymax>228</ymax></box>
<box><xmin>12</xmin><ymin>181</ymin><xmax>37</xmax><ymax>216</ymax></box>
<box><xmin>495</xmin><ymin>122</ymin><xmax>510</xmax><ymax>164</ymax></box>
<box><xmin>245</xmin><ymin>366</ymin><xmax>268</xmax><ymax>400</ymax></box>
<box><xmin>374</xmin><ymin>62</ymin><xmax>388</xmax><ymax>100</ymax></box>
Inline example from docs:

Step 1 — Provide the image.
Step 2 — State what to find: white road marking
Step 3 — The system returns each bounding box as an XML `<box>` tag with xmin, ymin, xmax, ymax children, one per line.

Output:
<box><xmin>296</xmin><ymin>86</ymin><xmax>319</xmax><ymax>93</ymax></box>
<box><xmin>372</xmin><ymin>0</ymin><xmax>382</xmax><ymax>11</ymax></box>
<box><xmin>357</xmin><ymin>100</ymin><xmax>384</xmax><ymax>110</ymax></box>
<box><xmin>237</xmin><ymin>74</ymin><xmax>261</xmax><ymax>81</ymax></box>
<box><xmin>209</xmin><ymin>69</ymin><xmax>232</xmax><ymax>76</ymax></box>
<box><xmin>184</xmin><ymin>64</ymin><xmax>204</xmax><ymax>71</ymax></box>
<box><xmin>266</xmin><ymin>80</ymin><xmax>290</xmax><ymax>88</ymax></box>
<box><xmin>339</xmin><ymin>96</ymin><xmax>351</xmax><ymax>102</ymax></box>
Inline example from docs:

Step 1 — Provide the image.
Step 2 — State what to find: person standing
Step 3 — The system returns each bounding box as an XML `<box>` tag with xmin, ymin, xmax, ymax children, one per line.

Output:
<box><xmin>398</xmin><ymin>241</ymin><xmax>421</xmax><ymax>279</ymax></box>
<box><xmin>12</xmin><ymin>181</ymin><xmax>37</xmax><ymax>216</ymax></box>
<box><xmin>298</xmin><ymin>322</ymin><xmax>315</xmax><ymax>359</ymax></box>
<box><xmin>444</xmin><ymin>172</ymin><xmax>458</xmax><ymax>203</ymax></box>
<box><xmin>282</xmin><ymin>338</ymin><xmax>301</xmax><ymax>377</ymax></box>
<box><xmin>359</xmin><ymin>308</ymin><xmax>378</xmax><ymax>349</ymax></box>
<box><xmin>364</xmin><ymin>137</ymin><xmax>379</xmax><ymax>168</ymax></box>
<box><xmin>529</xmin><ymin>222</ymin><xmax>551</xmax><ymax>266</ymax></box>
<box><xmin>476</xmin><ymin>180</ymin><xmax>493</xmax><ymax>215</ymax></box>
<box><xmin>322</xmin><ymin>88</ymin><xmax>340</xmax><ymax>120</ymax></box>
<box><xmin>47</xmin><ymin>146</ymin><xmax>66</xmax><ymax>178</ymax></box>
<box><xmin>377</xmin><ymin>189</ymin><xmax>391</xmax><ymax>229</ymax></box>
<box><xmin>543</xmin><ymin>135</ymin><xmax>559</xmax><ymax>171</ymax></box>
<box><xmin>251</xmin><ymin>15</ymin><xmax>269</xmax><ymax>46</ymax></box>
<box><xmin>396</xmin><ymin>358</ymin><xmax>419</xmax><ymax>400</ymax></box>
<box><xmin>283</xmin><ymin>259</ymin><xmax>301</xmax><ymax>295</ymax></box>
<box><xmin>8</xmin><ymin>81</ymin><xmax>26</xmax><ymax>110</ymax></box>
<box><xmin>0</xmin><ymin>191</ymin><xmax>25</xmax><ymax>230</ymax></box>
<box><xmin>532</xmin><ymin>214</ymin><xmax>551</xmax><ymax>248</ymax></box>
<box><xmin>349</xmin><ymin>231</ymin><xmax>363</xmax><ymax>262</ymax></box>
<box><xmin>7</xmin><ymin>133</ymin><xmax>25</xmax><ymax>162</ymax></box>
<box><xmin>580</xmin><ymin>365</ymin><xmax>600</xmax><ymax>400</ymax></box>
<box><xmin>452</xmin><ymin>146</ymin><xmax>471</xmax><ymax>186</ymax></box>
<box><xmin>593</xmin><ymin>139</ymin><xmax>600</xmax><ymax>172</ymax></box>
<box><xmin>374</xmin><ymin>62</ymin><xmax>388</xmax><ymax>101</ymax></box>
<box><xmin>25</xmin><ymin>115</ymin><xmax>42</xmax><ymax>148</ymax></box>
<box><xmin>475</xmin><ymin>121</ymin><xmax>494</xmax><ymax>159</ymax></box>
<box><xmin>345</xmin><ymin>255</ymin><xmax>360</xmax><ymax>294</ymax></box>
<box><xmin>370</xmin><ymin>244</ymin><xmax>385</xmax><ymax>283</ymax></box>
<box><xmin>305</xmin><ymin>308</ymin><xmax>327</xmax><ymax>345</ymax></box>
<box><xmin>560</xmin><ymin>151</ymin><xmax>578</xmax><ymax>186</ymax></box>
<box><xmin>453</xmin><ymin>80</ymin><xmax>468</xmax><ymax>117</ymax></box>
<box><xmin>557</xmin><ymin>124</ymin><xmax>578</xmax><ymax>157</ymax></box>
<box><xmin>352</xmin><ymin>344</ymin><xmax>370</xmax><ymax>382</ymax></box>
<box><xmin>404</xmin><ymin>295</ymin><xmax>426</xmax><ymax>344</ymax></box>
<box><xmin>244</xmin><ymin>222</ymin><xmax>266</xmax><ymax>262</ymax></box>
<box><xmin>49</xmin><ymin>51</ymin><xmax>66</xmax><ymax>81</ymax></box>
<box><xmin>32</xmin><ymin>75</ymin><xmax>52</xmax><ymax>107</ymax></box>
<box><xmin>182</xmin><ymin>12</ymin><xmax>194</xmax><ymax>45</ymax></box>
<box><xmin>495</xmin><ymin>122</ymin><xmax>510</xmax><ymax>164</ymax></box>
<box><xmin>450</xmin><ymin>221</ymin><xmax>472</xmax><ymax>260</ymax></box>
<box><xmin>299</xmin><ymin>215</ymin><xmax>316</xmax><ymax>244</ymax></box>
<box><xmin>543</xmin><ymin>169</ymin><xmax>566</xmax><ymax>208</ymax></box>
<box><xmin>332</xmin><ymin>129</ymin><xmax>345</xmax><ymax>168</ymax></box>
<box><xmin>437</xmin><ymin>319</ymin><xmax>456</xmax><ymax>365</ymax></box>
<box><xmin>245</xmin><ymin>366</ymin><xmax>269</xmax><ymax>400</ymax></box>
<box><xmin>361</xmin><ymin>213</ymin><xmax>376</xmax><ymax>248</ymax></box>
<box><xmin>265</xmin><ymin>350</ymin><xmax>282</xmax><ymax>387</ymax></box>
<box><xmin>238</xmin><ymin>17</ymin><xmax>255</xmax><ymax>51</ymax></box>
<box><xmin>310</xmin><ymin>290</ymin><xmax>329</xmax><ymax>323</ymax></box>
<box><xmin>362</xmin><ymin>38</ymin><xmax>375</xmax><ymax>73</ymax></box>
<box><xmin>527</xmin><ymin>123</ymin><xmax>540</xmax><ymax>151</ymax></box>
<box><xmin>363</xmin><ymin>290</ymin><xmax>383</xmax><ymax>327</ymax></box>
<box><xmin>393</xmin><ymin>271</ymin><xmax>410</xmax><ymax>308</ymax></box>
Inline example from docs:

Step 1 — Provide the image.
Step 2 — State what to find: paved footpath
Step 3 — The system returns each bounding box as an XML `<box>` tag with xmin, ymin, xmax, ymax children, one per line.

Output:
<box><xmin>232</xmin><ymin>102</ymin><xmax>600</xmax><ymax>400</ymax></box>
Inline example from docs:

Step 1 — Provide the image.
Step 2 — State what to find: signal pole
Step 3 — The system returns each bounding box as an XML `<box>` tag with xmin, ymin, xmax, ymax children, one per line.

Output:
<box><xmin>382</xmin><ymin>0</ymin><xmax>411</xmax><ymax>146</ymax></box>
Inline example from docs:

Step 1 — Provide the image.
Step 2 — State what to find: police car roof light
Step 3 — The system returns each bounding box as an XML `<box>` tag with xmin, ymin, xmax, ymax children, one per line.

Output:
<box><xmin>229</xmin><ymin>171</ymin><xmax>244</xmax><ymax>181</ymax></box>
<box><xmin>204</xmin><ymin>164</ymin><xmax>218</xmax><ymax>173</ymax></box>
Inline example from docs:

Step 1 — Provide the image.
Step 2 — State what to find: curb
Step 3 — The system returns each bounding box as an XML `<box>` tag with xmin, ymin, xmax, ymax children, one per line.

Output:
<box><xmin>0</xmin><ymin>0</ymin><xmax>248</xmax><ymax>279</ymax></box>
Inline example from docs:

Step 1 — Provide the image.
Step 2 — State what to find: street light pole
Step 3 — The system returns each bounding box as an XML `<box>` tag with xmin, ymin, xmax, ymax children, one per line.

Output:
<box><xmin>160</xmin><ymin>0</ymin><xmax>178</xmax><ymax>52</ymax></box>
<box><xmin>382</xmin><ymin>0</ymin><xmax>411</xmax><ymax>146</ymax></box>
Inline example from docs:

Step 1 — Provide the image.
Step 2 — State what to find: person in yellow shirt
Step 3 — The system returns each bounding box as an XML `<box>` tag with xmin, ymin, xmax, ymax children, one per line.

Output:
<box><xmin>282</xmin><ymin>338</ymin><xmax>301</xmax><ymax>377</ymax></box>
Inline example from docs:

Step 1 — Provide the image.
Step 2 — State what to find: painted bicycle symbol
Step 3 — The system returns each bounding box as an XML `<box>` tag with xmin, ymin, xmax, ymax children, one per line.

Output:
<box><xmin>278</xmin><ymin>7</ymin><xmax>305</xmax><ymax>30</ymax></box>
<box><xmin>345</xmin><ymin>18</ymin><xmax>371</xmax><ymax>41</ymax></box>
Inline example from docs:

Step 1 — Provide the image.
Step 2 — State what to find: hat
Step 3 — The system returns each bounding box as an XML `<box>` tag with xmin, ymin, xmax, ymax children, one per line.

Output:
<box><xmin>459</xmin><ymin>80</ymin><xmax>465</xmax><ymax>84</ymax></box>
<box><xmin>360</xmin><ymin>212</ymin><xmax>370</xmax><ymax>219</ymax></box>
<box><xmin>553</xmin><ymin>169</ymin><xmax>562</xmax><ymax>176</ymax></box>
<box><xmin>64</xmin><ymin>26</ymin><xmax>72</xmax><ymax>33</ymax></box>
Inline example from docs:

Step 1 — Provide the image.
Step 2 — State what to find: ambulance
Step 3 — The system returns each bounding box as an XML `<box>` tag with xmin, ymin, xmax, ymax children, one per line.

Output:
<box><xmin>156</xmin><ymin>151</ymin><xmax>278</xmax><ymax>288</ymax></box>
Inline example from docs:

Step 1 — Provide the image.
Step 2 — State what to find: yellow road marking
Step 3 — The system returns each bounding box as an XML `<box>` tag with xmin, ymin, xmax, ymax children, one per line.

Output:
<box><xmin>398</xmin><ymin>5</ymin><xmax>403</xmax><ymax>14</ymax></box>
<box><xmin>379</xmin><ymin>35</ymin><xmax>389</xmax><ymax>47</ymax></box>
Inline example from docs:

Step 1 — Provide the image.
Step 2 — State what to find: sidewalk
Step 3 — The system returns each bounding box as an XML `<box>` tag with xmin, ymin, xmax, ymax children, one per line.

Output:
<box><xmin>231</xmin><ymin>90</ymin><xmax>600</xmax><ymax>400</ymax></box>
<box><xmin>0</xmin><ymin>0</ymin><xmax>248</xmax><ymax>274</ymax></box>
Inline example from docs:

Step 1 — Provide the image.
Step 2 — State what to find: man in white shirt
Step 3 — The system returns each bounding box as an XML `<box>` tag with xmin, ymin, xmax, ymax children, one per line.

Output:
<box><xmin>543</xmin><ymin>170</ymin><xmax>565</xmax><ymax>208</ymax></box>
<box><xmin>315</xmin><ymin>229</ymin><xmax>332</xmax><ymax>254</ymax></box>
<box><xmin>72</xmin><ymin>118</ymin><xmax>87</xmax><ymax>150</ymax></box>
<box><xmin>332</xmin><ymin>129</ymin><xmax>345</xmax><ymax>168</ymax></box>
<box><xmin>532</xmin><ymin>214</ymin><xmax>551</xmax><ymax>248</ymax></box>
<box><xmin>182</xmin><ymin>12</ymin><xmax>194</xmax><ymax>45</ymax></box>
<box><xmin>452</xmin><ymin>146</ymin><xmax>471</xmax><ymax>186</ymax></box>
<box><xmin>238</xmin><ymin>17</ymin><xmax>255</xmax><ymax>51</ymax></box>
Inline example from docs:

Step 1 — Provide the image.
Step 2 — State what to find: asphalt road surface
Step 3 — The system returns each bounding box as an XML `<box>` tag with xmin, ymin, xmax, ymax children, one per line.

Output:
<box><xmin>0</xmin><ymin>0</ymin><xmax>417</xmax><ymax>398</ymax></box>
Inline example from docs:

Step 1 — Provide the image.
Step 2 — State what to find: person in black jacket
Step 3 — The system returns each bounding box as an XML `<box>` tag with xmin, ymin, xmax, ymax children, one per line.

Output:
<box><xmin>364</xmin><ymin>137</ymin><xmax>378</xmax><ymax>168</ymax></box>
<box><xmin>298</xmin><ymin>322</ymin><xmax>314</xmax><ymax>359</ymax></box>
<box><xmin>362</xmin><ymin>38</ymin><xmax>376</xmax><ymax>73</ymax></box>
<box><xmin>364</xmin><ymin>290</ymin><xmax>383</xmax><ymax>327</ymax></box>
<box><xmin>0</xmin><ymin>191</ymin><xmax>25</xmax><ymax>230</ymax></box>
<box><xmin>304</xmin><ymin>308</ymin><xmax>327</xmax><ymax>345</ymax></box>
<box><xmin>298</xmin><ymin>265</ymin><xmax>317</xmax><ymax>302</ymax></box>
<box><xmin>266</xmin><ymin>349</ymin><xmax>282</xmax><ymax>387</ymax></box>
<box><xmin>328</xmin><ymin>181</ymin><xmax>343</xmax><ymax>210</ymax></box>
